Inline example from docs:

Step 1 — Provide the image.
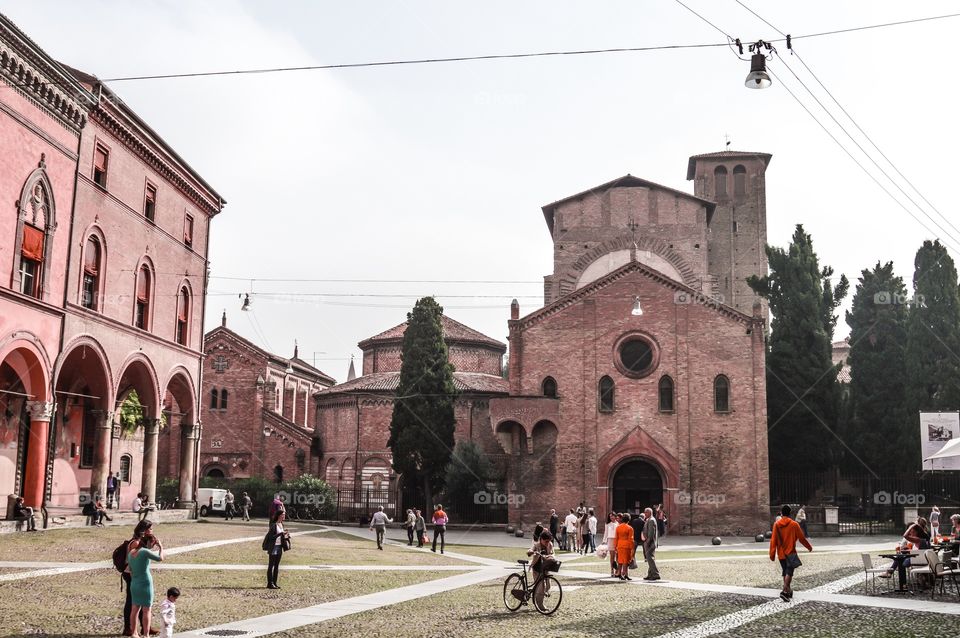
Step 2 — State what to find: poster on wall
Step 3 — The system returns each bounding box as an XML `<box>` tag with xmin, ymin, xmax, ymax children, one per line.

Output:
<box><xmin>919</xmin><ymin>412</ymin><xmax>960</xmax><ymax>470</ymax></box>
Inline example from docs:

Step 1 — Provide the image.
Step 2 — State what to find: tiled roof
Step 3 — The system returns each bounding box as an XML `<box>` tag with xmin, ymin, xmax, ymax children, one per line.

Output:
<box><xmin>358</xmin><ymin>314</ymin><xmax>505</xmax><ymax>351</ymax></box>
<box><xmin>837</xmin><ymin>365</ymin><xmax>851</xmax><ymax>384</ymax></box>
<box><xmin>316</xmin><ymin>371</ymin><xmax>508</xmax><ymax>396</ymax></box>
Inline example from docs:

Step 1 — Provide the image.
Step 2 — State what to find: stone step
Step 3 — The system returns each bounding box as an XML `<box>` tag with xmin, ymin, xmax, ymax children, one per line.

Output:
<box><xmin>0</xmin><ymin>508</ymin><xmax>194</xmax><ymax>534</ymax></box>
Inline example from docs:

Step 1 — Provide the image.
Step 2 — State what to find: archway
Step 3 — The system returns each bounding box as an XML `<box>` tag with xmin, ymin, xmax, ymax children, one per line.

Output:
<box><xmin>205</xmin><ymin>467</ymin><xmax>225</xmax><ymax>479</ymax></box>
<box><xmin>162</xmin><ymin>369</ymin><xmax>197</xmax><ymax>507</ymax></box>
<box><xmin>53</xmin><ymin>340</ymin><xmax>112</xmax><ymax>507</ymax></box>
<box><xmin>611</xmin><ymin>458</ymin><xmax>664</xmax><ymax>516</ymax></box>
<box><xmin>115</xmin><ymin>356</ymin><xmax>160</xmax><ymax>503</ymax></box>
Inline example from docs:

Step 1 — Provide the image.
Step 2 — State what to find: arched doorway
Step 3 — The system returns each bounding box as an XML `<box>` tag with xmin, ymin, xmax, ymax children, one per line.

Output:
<box><xmin>205</xmin><ymin>467</ymin><xmax>225</xmax><ymax>479</ymax></box>
<box><xmin>611</xmin><ymin>459</ymin><xmax>663</xmax><ymax>516</ymax></box>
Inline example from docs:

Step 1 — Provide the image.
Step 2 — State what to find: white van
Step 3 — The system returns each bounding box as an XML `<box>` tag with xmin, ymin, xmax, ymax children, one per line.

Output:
<box><xmin>197</xmin><ymin>488</ymin><xmax>227</xmax><ymax>517</ymax></box>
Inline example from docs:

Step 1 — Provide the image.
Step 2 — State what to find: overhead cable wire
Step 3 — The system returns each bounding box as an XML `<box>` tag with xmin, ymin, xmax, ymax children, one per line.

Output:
<box><xmin>734</xmin><ymin>0</ymin><xmax>960</xmax><ymax>250</ymax></box>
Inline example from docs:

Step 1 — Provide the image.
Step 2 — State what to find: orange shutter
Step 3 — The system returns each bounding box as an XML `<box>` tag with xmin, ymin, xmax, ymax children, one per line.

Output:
<box><xmin>21</xmin><ymin>225</ymin><xmax>45</xmax><ymax>261</ymax></box>
<box><xmin>94</xmin><ymin>147</ymin><xmax>108</xmax><ymax>172</ymax></box>
<box><xmin>136</xmin><ymin>269</ymin><xmax>150</xmax><ymax>302</ymax></box>
<box><xmin>183</xmin><ymin>216</ymin><xmax>193</xmax><ymax>244</ymax></box>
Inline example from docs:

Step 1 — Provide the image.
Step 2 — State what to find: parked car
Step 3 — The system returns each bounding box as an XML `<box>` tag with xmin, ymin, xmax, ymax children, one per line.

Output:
<box><xmin>197</xmin><ymin>488</ymin><xmax>227</xmax><ymax>517</ymax></box>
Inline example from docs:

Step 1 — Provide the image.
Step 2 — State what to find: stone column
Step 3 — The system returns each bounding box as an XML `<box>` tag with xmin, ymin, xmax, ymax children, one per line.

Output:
<box><xmin>177</xmin><ymin>422</ymin><xmax>198</xmax><ymax>508</ymax></box>
<box><xmin>88</xmin><ymin>410</ymin><xmax>114</xmax><ymax>503</ymax></box>
<box><xmin>23</xmin><ymin>401</ymin><xmax>54</xmax><ymax>508</ymax></box>
<box><xmin>140</xmin><ymin>418</ymin><xmax>160</xmax><ymax>505</ymax></box>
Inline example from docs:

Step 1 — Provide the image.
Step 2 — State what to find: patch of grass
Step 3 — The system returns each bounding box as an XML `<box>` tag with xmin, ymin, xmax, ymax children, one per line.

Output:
<box><xmin>0</xmin><ymin>566</ymin><xmax>458</xmax><ymax>636</ymax></box>
<box><xmin>168</xmin><ymin>531</ymin><xmax>472</xmax><ymax>566</ymax></box>
<box><xmin>273</xmin><ymin>575</ymin><xmax>763</xmax><ymax>637</ymax></box>
<box><xmin>711</xmin><ymin>600</ymin><xmax>949</xmax><ymax>637</ymax></box>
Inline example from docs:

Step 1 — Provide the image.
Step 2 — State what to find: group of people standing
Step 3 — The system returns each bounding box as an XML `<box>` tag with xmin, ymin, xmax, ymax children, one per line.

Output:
<box><xmin>603</xmin><ymin>508</ymin><xmax>661</xmax><ymax>581</ymax></box>
<box><xmin>372</xmin><ymin>504</ymin><xmax>448</xmax><ymax>553</ymax></box>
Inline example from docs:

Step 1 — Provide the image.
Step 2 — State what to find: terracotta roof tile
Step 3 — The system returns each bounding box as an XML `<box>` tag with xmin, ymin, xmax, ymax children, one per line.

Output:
<box><xmin>358</xmin><ymin>314</ymin><xmax>505</xmax><ymax>351</ymax></box>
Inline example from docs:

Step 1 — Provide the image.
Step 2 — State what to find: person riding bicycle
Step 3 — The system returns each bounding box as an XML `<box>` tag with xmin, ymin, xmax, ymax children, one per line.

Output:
<box><xmin>527</xmin><ymin>531</ymin><xmax>558</xmax><ymax>591</ymax></box>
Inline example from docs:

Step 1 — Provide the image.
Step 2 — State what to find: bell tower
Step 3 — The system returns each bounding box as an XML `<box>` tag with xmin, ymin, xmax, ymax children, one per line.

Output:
<box><xmin>687</xmin><ymin>151</ymin><xmax>772</xmax><ymax>316</ymax></box>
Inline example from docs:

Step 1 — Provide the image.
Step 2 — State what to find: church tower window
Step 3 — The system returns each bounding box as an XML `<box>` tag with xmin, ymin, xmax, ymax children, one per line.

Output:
<box><xmin>714</xmin><ymin>375</ymin><xmax>730</xmax><ymax>413</ymax></box>
<box><xmin>598</xmin><ymin>376</ymin><xmax>615</xmax><ymax>412</ymax></box>
<box><xmin>542</xmin><ymin>377</ymin><xmax>558</xmax><ymax>398</ymax></box>
<box><xmin>714</xmin><ymin>166</ymin><xmax>728</xmax><ymax>199</ymax></box>
<box><xmin>733</xmin><ymin>165</ymin><xmax>747</xmax><ymax>196</ymax></box>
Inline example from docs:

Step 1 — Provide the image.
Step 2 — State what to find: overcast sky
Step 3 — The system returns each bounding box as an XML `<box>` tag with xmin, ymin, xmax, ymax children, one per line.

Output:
<box><xmin>4</xmin><ymin>1</ymin><xmax>958</xmax><ymax>382</ymax></box>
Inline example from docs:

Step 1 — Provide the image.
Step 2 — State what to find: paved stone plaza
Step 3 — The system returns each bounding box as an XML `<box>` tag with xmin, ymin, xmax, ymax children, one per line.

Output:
<box><xmin>0</xmin><ymin>521</ymin><xmax>957</xmax><ymax>637</ymax></box>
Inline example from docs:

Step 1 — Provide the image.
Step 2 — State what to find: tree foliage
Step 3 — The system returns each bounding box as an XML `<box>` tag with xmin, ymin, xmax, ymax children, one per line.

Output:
<box><xmin>747</xmin><ymin>224</ymin><xmax>848</xmax><ymax>473</ymax></box>
<box><xmin>845</xmin><ymin>262</ymin><xmax>910</xmax><ymax>472</ymax></box>
<box><xmin>387</xmin><ymin>297</ymin><xmax>457</xmax><ymax>508</ymax></box>
<box><xmin>443</xmin><ymin>440</ymin><xmax>493</xmax><ymax>505</ymax></box>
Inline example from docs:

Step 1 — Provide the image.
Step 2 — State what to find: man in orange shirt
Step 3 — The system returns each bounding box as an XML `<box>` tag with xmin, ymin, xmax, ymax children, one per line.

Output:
<box><xmin>769</xmin><ymin>504</ymin><xmax>813</xmax><ymax>602</ymax></box>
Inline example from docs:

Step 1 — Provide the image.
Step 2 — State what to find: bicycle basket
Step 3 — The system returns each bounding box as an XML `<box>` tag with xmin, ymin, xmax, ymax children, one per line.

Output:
<box><xmin>547</xmin><ymin>560</ymin><xmax>561</xmax><ymax>573</ymax></box>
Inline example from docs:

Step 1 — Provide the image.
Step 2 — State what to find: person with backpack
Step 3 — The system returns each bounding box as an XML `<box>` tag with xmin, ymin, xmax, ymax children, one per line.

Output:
<box><xmin>115</xmin><ymin>520</ymin><xmax>158</xmax><ymax>636</ymax></box>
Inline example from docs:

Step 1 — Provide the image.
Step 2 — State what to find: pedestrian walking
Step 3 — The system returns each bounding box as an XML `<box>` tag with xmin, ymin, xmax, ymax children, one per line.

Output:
<box><xmin>769</xmin><ymin>504</ymin><xmax>813</xmax><ymax>602</ymax></box>
<box><xmin>587</xmin><ymin>509</ymin><xmax>598</xmax><ymax>553</ymax></box>
<box><xmin>615</xmin><ymin>513</ymin><xmax>634</xmax><ymax>581</ymax></box>
<box><xmin>159</xmin><ymin>587</ymin><xmax>179</xmax><ymax>638</ymax></box>
<box><xmin>796</xmin><ymin>504</ymin><xmax>807</xmax><ymax>537</ymax></box>
<box><xmin>369</xmin><ymin>505</ymin><xmax>392</xmax><ymax>550</ymax></box>
<box><xmin>241</xmin><ymin>492</ymin><xmax>252</xmax><ymax>521</ymax></box>
<box><xmin>224</xmin><ymin>489</ymin><xmax>235</xmax><ymax>520</ymax></box>
<box><xmin>127</xmin><ymin>528</ymin><xmax>164</xmax><ymax>637</ymax></box>
<box><xmin>106</xmin><ymin>473</ymin><xmax>118</xmax><ymax>509</ymax></box>
<box><xmin>564</xmin><ymin>509</ymin><xmax>578</xmax><ymax>553</ymax></box>
<box><xmin>655</xmin><ymin>503</ymin><xmax>667</xmax><ymax>540</ymax></box>
<box><xmin>930</xmin><ymin>505</ymin><xmax>941</xmax><ymax>539</ymax></box>
<box><xmin>431</xmin><ymin>504</ymin><xmax>448</xmax><ymax>554</ymax></box>
<box><xmin>601</xmin><ymin>512</ymin><xmax>619</xmax><ymax>576</ymax></box>
<box><xmin>269</xmin><ymin>493</ymin><xmax>285</xmax><ymax>519</ymax></box>
<box><xmin>404</xmin><ymin>508</ymin><xmax>416</xmax><ymax>545</ymax></box>
<box><xmin>579</xmin><ymin>510</ymin><xmax>590</xmax><ymax>555</ymax></box>
<box><xmin>263</xmin><ymin>510</ymin><xmax>289</xmax><ymax>589</ymax></box>
<box><xmin>414</xmin><ymin>509</ymin><xmax>426</xmax><ymax>547</ymax></box>
<box><xmin>641</xmin><ymin>507</ymin><xmax>660</xmax><ymax>581</ymax></box>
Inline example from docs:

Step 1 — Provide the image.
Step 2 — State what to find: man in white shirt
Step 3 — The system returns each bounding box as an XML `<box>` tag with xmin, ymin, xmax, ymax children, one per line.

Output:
<box><xmin>369</xmin><ymin>505</ymin><xmax>393</xmax><ymax>550</ymax></box>
<box><xmin>587</xmin><ymin>509</ymin><xmax>598</xmax><ymax>553</ymax></box>
<box><xmin>564</xmin><ymin>509</ymin><xmax>578</xmax><ymax>552</ymax></box>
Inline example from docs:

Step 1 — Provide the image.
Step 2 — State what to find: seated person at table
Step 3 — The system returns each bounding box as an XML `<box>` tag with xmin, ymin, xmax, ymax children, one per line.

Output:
<box><xmin>527</xmin><ymin>531</ymin><xmax>558</xmax><ymax>590</ymax></box>
<box><xmin>951</xmin><ymin>514</ymin><xmax>960</xmax><ymax>538</ymax></box>
<box><xmin>881</xmin><ymin>516</ymin><xmax>930</xmax><ymax>577</ymax></box>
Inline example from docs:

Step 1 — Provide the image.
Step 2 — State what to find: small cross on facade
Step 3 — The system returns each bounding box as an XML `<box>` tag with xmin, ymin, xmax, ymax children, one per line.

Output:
<box><xmin>213</xmin><ymin>355</ymin><xmax>228</xmax><ymax>373</ymax></box>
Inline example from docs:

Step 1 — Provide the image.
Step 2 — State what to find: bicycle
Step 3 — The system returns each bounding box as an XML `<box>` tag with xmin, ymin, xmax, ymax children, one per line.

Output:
<box><xmin>503</xmin><ymin>555</ymin><xmax>563</xmax><ymax>615</ymax></box>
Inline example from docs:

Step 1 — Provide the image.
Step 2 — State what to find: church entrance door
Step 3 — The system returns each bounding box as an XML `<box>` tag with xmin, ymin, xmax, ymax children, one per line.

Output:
<box><xmin>611</xmin><ymin>459</ymin><xmax>663</xmax><ymax>516</ymax></box>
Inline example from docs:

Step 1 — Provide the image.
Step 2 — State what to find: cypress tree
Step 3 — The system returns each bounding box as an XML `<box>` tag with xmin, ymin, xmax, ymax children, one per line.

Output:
<box><xmin>387</xmin><ymin>297</ymin><xmax>457</xmax><ymax>511</ymax></box>
<box><xmin>845</xmin><ymin>262</ymin><xmax>910</xmax><ymax>472</ymax></box>
<box><xmin>748</xmin><ymin>225</ymin><xmax>848</xmax><ymax>473</ymax></box>
<box><xmin>904</xmin><ymin>240</ymin><xmax>960</xmax><ymax>467</ymax></box>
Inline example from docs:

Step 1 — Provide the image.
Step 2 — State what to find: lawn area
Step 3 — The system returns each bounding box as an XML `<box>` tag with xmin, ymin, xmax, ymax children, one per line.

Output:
<box><xmin>711</xmin><ymin>601</ymin><xmax>948</xmax><ymax>637</ymax></box>
<box><xmin>0</xmin><ymin>521</ymin><xmax>281</xmax><ymax>563</ymax></box>
<box><xmin>167</xmin><ymin>530</ymin><xmax>471</xmax><ymax>566</ymax></box>
<box><xmin>273</xmin><ymin>572</ymin><xmax>765</xmax><ymax>638</ymax></box>
<box><xmin>0</xmin><ymin>565</ymin><xmax>459</xmax><ymax>636</ymax></box>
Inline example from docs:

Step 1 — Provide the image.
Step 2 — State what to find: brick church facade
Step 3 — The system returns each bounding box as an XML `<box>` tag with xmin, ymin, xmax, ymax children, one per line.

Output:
<box><xmin>315</xmin><ymin>151</ymin><xmax>772</xmax><ymax>534</ymax></box>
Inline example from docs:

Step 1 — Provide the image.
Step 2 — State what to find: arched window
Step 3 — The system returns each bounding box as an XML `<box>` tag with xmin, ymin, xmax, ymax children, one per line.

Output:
<box><xmin>733</xmin><ymin>165</ymin><xmax>747</xmax><ymax>197</ymax></box>
<box><xmin>714</xmin><ymin>166</ymin><xmax>728</xmax><ymax>199</ymax></box>
<box><xmin>714</xmin><ymin>375</ymin><xmax>730</xmax><ymax>413</ymax></box>
<box><xmin>658</xmin><ymin>375</ymin><xmax>675</xmax><ymax>412</ymax></box>
<box><xmin>274</xmin><ymin>464</ymin><xmax>284</xmax><ymax>483</ymax></box>
<box><xmin>542</xmin><ymin>376</ymin><xmax>558</xmax><ymax>398</ymax></box>
<box><xmin>598</xmin><ymin>376</ymin><xmax>615</xmax><ymax>412</ymax></box>
<box><xmin>14</xmin><ymin>171</ymin><xmax>56</xmax><ymax>299</ymax></box>
<box><xmin>119</xmin><ymin>454</ymin><xmax>132</xmax><ymax>482</ymax></box>
<box><xmin>134</xmin><ymin>265</ymin><xmax>152</xmax><ymax>330</ymax></box>
<box><xmin>210</xmin><ymin>388</ymin><xmax>219</xmax><ymax>410</ymax></box>
<box><xmin>81</xmin><ymin>236</ymin><xmax>101</xmax><ymax>310</ymax></box>
<box><xmin>18</xmin><ymin>222</ymin><xmax>45</xmax><ymax>297</ymax></box>
<box><xmin>220</xmin><ymin>388</ymin><xmax>228</xmax><ymax>411</ymax></box>
<box><xmin>176</xmin><ymin>286</ymin><xmax>190</xmax><ymax>345</ymax></box>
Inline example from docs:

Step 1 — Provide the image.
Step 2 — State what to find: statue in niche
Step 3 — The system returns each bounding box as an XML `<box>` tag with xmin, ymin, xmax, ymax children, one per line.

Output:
<box><xmin>29</xmin><ymin>181</ymin><xmax>48</xmax><ymax>228</ymax></box>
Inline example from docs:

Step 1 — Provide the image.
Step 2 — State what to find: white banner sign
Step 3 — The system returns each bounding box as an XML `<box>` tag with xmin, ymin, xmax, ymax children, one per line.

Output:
<box><xmin>919</xmin><ymin>412</ymin><xmax>960</xmax><ymax>470</ymax></box>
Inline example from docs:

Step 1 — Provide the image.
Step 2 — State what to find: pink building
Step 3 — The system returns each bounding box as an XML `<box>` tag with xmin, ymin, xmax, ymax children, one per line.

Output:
<box><xmin>0</xmin><ymin>13</ymin><xmax>224</xmax><ymax>515</ymax></box>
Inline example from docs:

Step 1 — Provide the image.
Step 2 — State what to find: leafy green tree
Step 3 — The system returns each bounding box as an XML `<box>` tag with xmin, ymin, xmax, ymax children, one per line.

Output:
<box><xmin>443</xmin><ymin>440</ymin><xmax>493</xmax><ymax>505</ymax></box>
<box><xmin>905</xmin><ymin>240</ymin><xmax>960</xmax><ymax>466</ymax></box>
<box><xmin>748</xmin><ymin>225</ymin><xmax>849</xmax><ymax>473</ymax></box>
<box><xmin>388</xmin><ymin>297</ymin><xmax>457</xmax><ymax>510</ymax></box>
<box><xmin>845</xmin><ymin>262</ymin><xmax>911</xmax><ymax>472</ymax></box>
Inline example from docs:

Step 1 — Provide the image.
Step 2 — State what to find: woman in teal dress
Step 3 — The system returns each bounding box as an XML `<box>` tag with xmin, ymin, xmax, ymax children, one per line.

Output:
<box><xmin>127</xmin><ymin>532</ymin><xmax>164</xmax><ymax>637</ymax></box>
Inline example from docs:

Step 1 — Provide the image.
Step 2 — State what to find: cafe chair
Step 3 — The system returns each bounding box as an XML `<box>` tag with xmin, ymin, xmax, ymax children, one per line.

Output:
<box><xmin>861</xmin><ymin>553</ymin><xmax>891</xmax><ymax>594</ymax></box>
<box><xmin>922</xmin><ymin>549</ymin><xmax>960</xmax><ymax>599</ymax></box>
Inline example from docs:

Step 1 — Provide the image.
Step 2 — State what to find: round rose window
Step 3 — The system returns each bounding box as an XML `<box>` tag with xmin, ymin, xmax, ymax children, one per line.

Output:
<box><xmin>614</xmin><ymin>333</ymin><xmax>659</xmax><ymax>378</ymax></box>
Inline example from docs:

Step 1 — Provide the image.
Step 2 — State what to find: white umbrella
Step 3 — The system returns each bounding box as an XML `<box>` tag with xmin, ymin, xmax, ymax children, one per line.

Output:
<box><xmin>925</xmin><ymin>437</ymin><xmax>960</xmax><ymax>461</ymax></box>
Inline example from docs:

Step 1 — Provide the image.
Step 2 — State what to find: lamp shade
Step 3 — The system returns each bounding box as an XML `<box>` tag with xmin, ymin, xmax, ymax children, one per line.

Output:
<box><xmin>745</xmin><ymin>53</ymin><xmax>772</xmax><ymax>89</ymax></box>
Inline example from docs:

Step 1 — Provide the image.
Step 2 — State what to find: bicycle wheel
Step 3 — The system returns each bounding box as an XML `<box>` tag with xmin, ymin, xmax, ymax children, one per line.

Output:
<box><xmin>502</xmin><ymin>574</ymin><xmax>526</xmax><ymax>612</ymax></box>
<box><xmin>533</xmin><ymin>576</ymin><xmax>562</xmax><ymax>615</ymax></box>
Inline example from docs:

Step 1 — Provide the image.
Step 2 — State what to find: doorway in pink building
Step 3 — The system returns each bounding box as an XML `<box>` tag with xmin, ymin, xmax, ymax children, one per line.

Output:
<box><xmin>611</xmin><ymin>459</ymin><xmax>663</xmax><ymax>516</ymax></box>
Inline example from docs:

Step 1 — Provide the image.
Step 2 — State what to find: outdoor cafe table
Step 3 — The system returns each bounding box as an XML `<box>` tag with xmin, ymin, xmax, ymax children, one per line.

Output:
<box><xmin>878</xmin><ymin>551</ymin><xmax>919</xmax><ymax>592</ymax></box>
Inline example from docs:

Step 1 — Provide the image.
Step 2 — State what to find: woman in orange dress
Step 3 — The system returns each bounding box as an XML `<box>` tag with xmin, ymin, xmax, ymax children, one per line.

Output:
<box><xmin>615</xmin><ymin>513</ymin><xmax>635</xmax><ymax>581</ymax></box>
